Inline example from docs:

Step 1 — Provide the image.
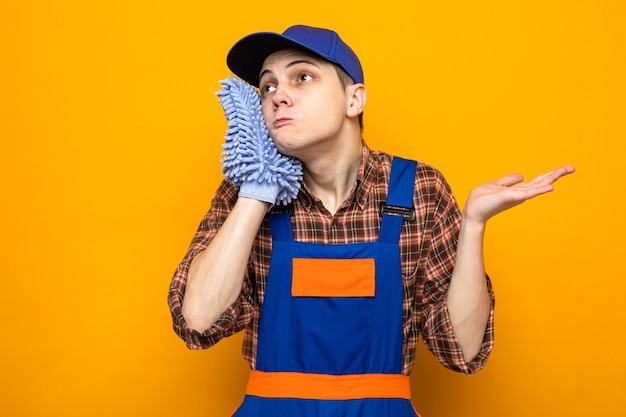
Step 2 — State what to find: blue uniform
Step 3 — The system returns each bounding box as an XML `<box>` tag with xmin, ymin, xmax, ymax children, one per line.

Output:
<box><xmin>232</xmin><ymin>157</ymin><xmax>421</xmax><ymax>417</ymax></box>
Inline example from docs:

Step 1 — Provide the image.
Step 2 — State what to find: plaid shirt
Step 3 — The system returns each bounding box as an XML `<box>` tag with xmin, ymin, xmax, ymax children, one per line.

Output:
<box><xmin>169</xmin><ymin>143</ymin><xmax>495</xmax><ymax>376</ymax></box>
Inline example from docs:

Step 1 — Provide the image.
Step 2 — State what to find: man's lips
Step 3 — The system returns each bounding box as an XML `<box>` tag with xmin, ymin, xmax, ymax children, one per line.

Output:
<box><xmin>272</xmin><ymin>117</ymin><xmax>292</xmax><ymax>128</ymax></box>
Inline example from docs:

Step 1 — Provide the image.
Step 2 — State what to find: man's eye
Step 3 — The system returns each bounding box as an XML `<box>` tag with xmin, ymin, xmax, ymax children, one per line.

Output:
<box><xmin>261</xmin><ymin>85</ymin><xmax>276</xmax><ymax>95</ymax></box>
<box><xmin>299</xmin><ymin>74</ymin><xmax>313</xmax><ymax>82</ymax></box>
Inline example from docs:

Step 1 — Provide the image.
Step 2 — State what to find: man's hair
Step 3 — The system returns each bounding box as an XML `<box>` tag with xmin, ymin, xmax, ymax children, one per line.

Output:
<box><xmin>334</xmin><ymin>65</ymin><xmax>364</xmax><ymax>132</ymax></box>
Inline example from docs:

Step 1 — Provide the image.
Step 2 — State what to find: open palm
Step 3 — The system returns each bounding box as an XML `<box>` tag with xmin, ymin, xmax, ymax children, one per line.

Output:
<box><xmin>463</xmin><ymin>166</ymin><xmax>576</xmax><ymax>224</ymax></box>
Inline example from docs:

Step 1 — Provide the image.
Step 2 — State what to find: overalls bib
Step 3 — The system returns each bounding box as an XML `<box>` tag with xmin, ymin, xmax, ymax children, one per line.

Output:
<box><xmin>232</xmin><ymin>157</ymin><xmax>420</xmax><ymax>417</ymax></box>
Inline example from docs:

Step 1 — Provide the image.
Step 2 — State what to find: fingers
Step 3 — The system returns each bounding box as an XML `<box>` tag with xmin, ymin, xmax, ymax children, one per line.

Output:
<box><xmin>530</xmin><ymin>165</ymin><xmax>576</xmax><ymax>186</ymax></box>
<box><xmin>496</xmin><ymin>173</ymin><xmax>524</xmax><ymax>187</ymax></box>
<box><xmin>498</xmin><ymin>166</ymin><xmax>575</xmax><ymax>188</ymax></box>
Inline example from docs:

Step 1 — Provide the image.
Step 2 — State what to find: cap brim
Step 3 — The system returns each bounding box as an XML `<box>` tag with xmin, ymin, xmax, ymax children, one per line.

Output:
<box><xmin>226</xmin><ymin>32</ymin><xmax>319</xmax><ymax>87</ymax></box>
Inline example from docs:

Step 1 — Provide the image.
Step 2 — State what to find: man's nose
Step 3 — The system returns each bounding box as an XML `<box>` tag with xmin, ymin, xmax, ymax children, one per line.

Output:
<box><xmin>272</xmin><ymin>84</ymin><xmax>292</xmax><ymax>107</ymax></box>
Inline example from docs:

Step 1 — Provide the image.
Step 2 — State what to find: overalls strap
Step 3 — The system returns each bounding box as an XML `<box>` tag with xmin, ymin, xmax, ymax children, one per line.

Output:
<box><xmin>379</xmin><ymin>157</ymin><xmax>418</xmax><ymax>244</ymax></box>
<box><xmin>268</xmin><ymin>210</ymin><xmax>293</xmax><ymax>242</ymax></box>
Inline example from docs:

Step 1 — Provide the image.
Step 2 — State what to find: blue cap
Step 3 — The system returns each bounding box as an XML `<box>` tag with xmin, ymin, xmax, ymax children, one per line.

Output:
<box><xmin>226</xmin><ymin>25</ymin><xmax>363</xmax><ymax>87</ymax></box>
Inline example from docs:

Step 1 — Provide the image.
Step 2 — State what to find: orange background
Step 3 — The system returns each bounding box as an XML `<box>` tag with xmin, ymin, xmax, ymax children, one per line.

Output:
<box><xmin>1</xmin><ymin>1</ymin><xmax>624</xmax><ymax>416</ymax></box>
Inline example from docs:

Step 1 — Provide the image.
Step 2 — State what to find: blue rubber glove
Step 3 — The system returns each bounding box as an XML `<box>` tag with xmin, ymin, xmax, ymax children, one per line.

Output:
<box><xmin>216</xmin><ymin>76</ymin><xmax>303</xmax><ymax>205</ymax></box>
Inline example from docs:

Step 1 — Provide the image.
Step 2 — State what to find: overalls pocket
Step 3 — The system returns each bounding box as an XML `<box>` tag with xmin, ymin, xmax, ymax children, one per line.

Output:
<box><xmin>290</xmin><ymin>258</ymin><xmax>376</xmax><ymax>374</ymax></box>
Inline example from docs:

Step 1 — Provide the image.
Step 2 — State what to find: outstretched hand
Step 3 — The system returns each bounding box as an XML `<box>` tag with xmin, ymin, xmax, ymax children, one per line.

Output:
<box><xmin>463</xmin><ymin>165</ymin><xmax>575</xmax><ymax>224</ymax></box>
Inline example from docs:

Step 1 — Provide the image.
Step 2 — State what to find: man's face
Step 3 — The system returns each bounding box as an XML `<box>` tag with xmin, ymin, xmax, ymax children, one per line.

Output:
<box><xmin>258</xmin><ymin>49</ymin><xmax>351</xmax><ymax>159</ymax></box>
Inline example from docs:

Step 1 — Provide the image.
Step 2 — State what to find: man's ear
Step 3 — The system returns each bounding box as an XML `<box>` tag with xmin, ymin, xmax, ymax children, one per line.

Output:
<box><xmin>346</xmin><ymin>84</ymin><xmax>367</xmax><ymax>118</ymax></box>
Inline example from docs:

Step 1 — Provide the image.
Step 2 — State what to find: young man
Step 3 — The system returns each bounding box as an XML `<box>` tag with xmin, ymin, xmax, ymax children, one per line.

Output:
<box><xmin>168</xmin><ymin>25</ymin><xmax>574</xmax><ymax>416</ymax></box>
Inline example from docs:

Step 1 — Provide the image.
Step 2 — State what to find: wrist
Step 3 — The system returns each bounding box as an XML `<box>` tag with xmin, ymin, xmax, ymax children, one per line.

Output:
<box><xmin>460</xmin><ymin>212</ymin><xmax>487</xmax><ymax>236</ymax></box>
<box><xmin>234</xmin><ymin>195</ymin><xmax>272</xmax><ymax>219</ymax></box>
<box><xmin>237</xmin><ymin>195</ymin><xmax>271</xmax><ymax>208</ymax></box>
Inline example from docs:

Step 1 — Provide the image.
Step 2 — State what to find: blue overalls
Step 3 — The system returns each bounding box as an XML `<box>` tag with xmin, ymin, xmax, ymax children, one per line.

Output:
<box><xmin>232</xmin><ymin>157</ymin><xmax>420</xmax><ymax>417</ymax></box>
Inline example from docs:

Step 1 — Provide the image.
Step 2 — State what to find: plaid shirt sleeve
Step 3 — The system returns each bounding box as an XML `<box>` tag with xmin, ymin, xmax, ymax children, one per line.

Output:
<box><xmin>167</xmin><ymin>180</ymin><xmax>257</xmax><ymax>350</ymax></box>
<box><xmin>417</xmin><ymin>168</ymin><xmax>495</xmax><ymax>375</ymax></box>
